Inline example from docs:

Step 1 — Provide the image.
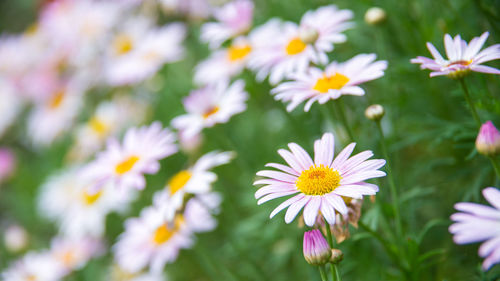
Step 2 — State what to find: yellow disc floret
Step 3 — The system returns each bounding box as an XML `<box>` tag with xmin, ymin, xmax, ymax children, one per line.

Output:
<box><xmin>296</xmin><ymin>165</ymin><xmax>341</xmax><ymax>195</ymax></box>
<box><xmin>115</xmin><ymin>156</ymin><xmax>140</xmax><ymax>174</ymax></box>
<box><xmin>285</xmin><ymin>37</ymin><xmax>307</xmax><ymax>55</ymax></box>
<box><xmin>152</xmin><ymin>215</ymin><xmax>184</xmax><ymax>245</ymax></box>
<box><xmin>82</xmin><ymin>190</ymin><xmax>103</xmax><ymax>205</ymax></box>
<box><xmin>313</xmin><ymin>73</ymin><xmax>350</xmax><ymax>93</ymax></box>
<box><xmin>227</xmin><ymin>44</ymin><xmax>252</xmax><ymax>62</ymax></box>
<box><xmin>203</xmin><ymin>106</ymin><xmax>220</xmax><ymax>119</ymax></box>
<box><xmin>168</xmin><ymin>170</ymin><xmax>192</xmax><ymax>195</ymax></box>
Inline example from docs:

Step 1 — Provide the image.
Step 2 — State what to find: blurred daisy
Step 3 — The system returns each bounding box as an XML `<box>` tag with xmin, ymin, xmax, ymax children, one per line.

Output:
<box><xmin>194</xmin><ymin>36</ymin><xmax>252</xmax><ymax>85</ymax></box>
<box><xmin>254</xmin><ymin>132</ymin><xmax>385</xmax><ymax>227</ymax></box>
<box><xmin>84</xmin><ymin>122</ymin><xmax>177</xmax><ymax>192</ymax></box>
<box><xmin>27</xmin><ymin>81</ymin><xmax>83</xmax><ymax>146</ymax></box>
<box><xmin>108</xmin><ymin>264</ymin><xmax>166</xmax><ymax>281</ymax></box>
<box><xmin>0</xmin><ymin>79</ymin><xmax>22</xmax><ymax>138</ymax></box>
<box><xmin>411</xmin><ymin>32</ymin><xmax>500</xmax><ymax>79</ymax></box>
<box><xmin>159</xmin><ymin>0</ymin><xmax>212</xmax><ymax>20</ymax></box>
<box><xmin>450</xmin><ymin>187</ymin><xmax>500</xmax><ymax>270</ymax></box>
<box><xmin>2</xmin><ymin>251</ymin><xmax>65</xmax><ymax>281</ymax></box>
<box><xmin>171</xmin><ymin>80</ymin><xmax>248</xmax><ymax>138</ymax></box>
<box><xmin>200</xmin><ymin>0</ymin><xmax>254</xmax><ymax>49</ymax></box>
<box><xmin>153</xmin><ymin>151</ymin><xmax>233</xmax><ymax>215</ymax></box>
<box><xmin>39</xmin><ymin>167</ymin><xmax>137</xmax><ymax>238</ymax></box>
<box><xmin>249</xmin><ymin>5</ymin><xmax>353</xmax><ymax>85</ymax></box>
<box><xmin>50</xmin><ymin>236</ymin><xmax>104</xmax><ymax>274</ymax></box>
<box><xmin>272</xmin><ymin>54</ymin><xmax>387</xmax><ymax>111</ymax></box>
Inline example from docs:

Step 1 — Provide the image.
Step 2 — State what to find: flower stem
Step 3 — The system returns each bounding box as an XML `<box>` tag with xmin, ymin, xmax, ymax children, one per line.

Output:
<box><xmin>458</xmin><ymin>78</ymin><xmax>481</xmax><ymax>127</ymax></box>
<box><xmin>324</xmin><ymin>222</ymin><xmax>340</xmax><ymax>281</ymax></box>
<box><xmin>334</xmin><ymin>265</ymin><xmax>341</xmax><ymax>281</ymax></box>
<box><xmin>489</xmin><ymin>156</ymin><xmax>500</xmax><ymax>181</ymax></box>
<box><xmin>334</xmin><ymin>99</ymin><xmax>355</xmax><ymax>142</ymax></box>
<box><xmin>319</xmin><ymin>266</ymin><xmax>329</xmax><ymax>281</ymax></box>
<box><xmin>375</xmin><ymin>121</ymin><xmax>403</xmax><ymax>238</ymax></box>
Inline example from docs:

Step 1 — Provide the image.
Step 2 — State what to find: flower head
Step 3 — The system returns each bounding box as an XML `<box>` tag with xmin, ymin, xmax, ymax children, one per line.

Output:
<box><xmin>450</xmin><ymin>187</ymin><xmax>500</xmax><ymax>270</ymax></box>
<box><xmin>411</xmin><ymin>32</ymin><xmax>500</xmax><ymax>79</ymax></box>
<box><xmin>272</xmin><ymin>54</ymin><xmax>387</xmax><ymax>112</ymax></box>
<box><xmin>4</xmin><ymin>224</ymin><xmax>29</xmax><ymax>253</ymax></box>
<box><xmin>303</xmin><ymin>229</ymin><xmax>331</xmax><ymax>266</ymax></box>
<box><xmin>476</xmin><ymin>121</ymin><xmax>500</xmax><ymax>157</ymax></box>
<box><xmin>365</xmin><ymin>104</ymin><xmax>385</xmax><ymax>121</ymax></box>
<box><xmin>50</xmin><ymin>236</ymin><xmax>104</xmax><ymax>273</ymax></box>
<box><xmin>2</xmin><ymin>251</ymin><xmax>66</xmax><ymax>281</ymax></box>
<box><xmin>254</xmin><ymin>133</ymin><xmax>385</xmax><ymax>227</ymax></box>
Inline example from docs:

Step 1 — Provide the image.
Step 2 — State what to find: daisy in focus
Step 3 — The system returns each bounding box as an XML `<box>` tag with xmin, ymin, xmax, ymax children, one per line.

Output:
<box><xmin>2</xmin><ymin>251</ymin><xmax>65</xmax><ymax>281</ymax></box>
<box><xmin>171</xmin><ymin>80</ymin><xmax>248</xmax><ymax>138</ymax></box>
<box><xmin>254</xmin><ymin>132</ymin><xmax>386</xmax><ymax>227</ymax></box>
<box><xmin>200</xmin><ymin>0</ymin><xmax>254</xmax><ymax>49</ymax></box>
<box><xmin>411</xmin><ymin>32</ymin><xmax>500</xmax><ymax>79</ymax></box>
<box><xmin>248</xmin><ymin>5</ymin><xmax>353</xmax><ymax>85</ymax></box>
<box><xmin>450</xmin><ymin>187</ymin><xmax>500</xmax><ymax>270</ymax></box>
<box><xmin>153</xmin><ymin>151</ymin><xmax>234</xmax><ymax>215</ymax></box>
<box><xmin>38</xmin><ymin>167</ymin><xmax>137</xmax><ymax>238</ymax></box>
<box><xmin>272</xmin><ymin>54</ymin><xmax>387</xmax><ymax>111</ymax></box>
<box><xmin>84</xmin><ymin>122</ymin><xmax>177</xmax><ymax>193</ymax></box>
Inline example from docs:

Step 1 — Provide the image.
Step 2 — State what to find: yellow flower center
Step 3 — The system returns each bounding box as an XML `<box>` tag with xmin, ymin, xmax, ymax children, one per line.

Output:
<box><xmin>25</xmin><ymin>274</ymin><xmax>37</xmax><ymax>281</ymax></box>
<box><xmin>89</xmin><ymin>117</ymin><xmax>109</xmax><ymax>136</ymax></box>
<box><xmin>113</xmin><ymin>34</ymin><xmax>134</xmax><ymax>55</ymax></box>
<box><xmin>447</xmin><ymin>59</ymin><xmax>473</xmax><ymax>67</ymax></box>
<box><xmin>227</xmin><ymin>44</ymin><xmax>252</xmax><ymax>62</ymax></box>
<box><xmin>168</xmin><ymin>170</ymin><xmax>192</xmax><ymax>195</ymax></box>
<box><xmin>49</xmin><ymin>90</ymin><xmax>65</xmax><ymax>109</ymax></box>
<box><xmin>203</xmin><ymin>106</ymin><xmax>220</xmax><ymax>119</ymax></box>
<box><xmin>152</xmin><ymin>215</ymin><xmax>184</xmax><ymax>245</ymax></box>
<box><xmin>115</xmin><ymin>156</ymin><xmax>140</xmax><ymax>174</ymax></box>
<box><xmin>59</xmin><ymin>250</ymin><xmax>77</xmax><ymax>267</ymax></box>
<box><xmin>313</xmin><ymin>73</ymin><xmax>350</xmax><ymax>93</ymax></box>
<box><xmin>82</xmin><ymin>190</ymin><xmax>103</xmax><ymax>205</ymax></box>
<box><xmin>285</xmin><ymin>37</ymin><xmax>307</xmax><ymax>55</ymax></box>
<box><xmin>296</xmin><ymin>165</ymin><xmax>342</xmax><ymax>196</ymax></box>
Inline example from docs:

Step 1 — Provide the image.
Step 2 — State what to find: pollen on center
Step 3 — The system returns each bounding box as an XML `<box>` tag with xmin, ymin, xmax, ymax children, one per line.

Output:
<box><xmin>113</xmin><ymin>34</ymin><xmax>134</xmax><ymax>55</ymax></box>
<box><xmin>296</xmin><ymin>165</ymin><xmax>341</xmax><ymax>196</ymax></box>
<box><xmin>152</xmin><ymin>216</ymin><xmax>184</xmax><ymax>245</ymax></box>
<box><xmin>168</xmin><ymin>170</ymin><xmax>192</xmax><ymax>195</ymax></box>
<box><xmin>227</xmin><ymin>44</ymin><xmax>252</xmax><ymax>62</ymax></box>
<box><xmin>285</xmin><ymin>37</ymin><xmax>307</xmax><ymax>55</ymax></box>
<box><xmin>203</xmin><ymin>106</ymin><xmax>220</xmax><ymax>119</ymax></box>
<box><xmin>313</xmin><ymin>73</ymin><xmax>350</xmax><ymax>93</ymax></box>
<box><xmin>115</xmin><ymin>156</ymin><xmax>140</xmax><ymax>175</ymax></box>
<box><xmin>82</xmin><ymin>190</ymin><xmax>103</xmax><ymax>205</ymax></box>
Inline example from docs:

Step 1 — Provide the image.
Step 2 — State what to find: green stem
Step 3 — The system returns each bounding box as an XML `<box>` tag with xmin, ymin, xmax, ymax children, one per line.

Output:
<box><xmin>319</xmin><ymin>266</ymin><xmax>329</xmax><ymax>281</ymax></box>
<box><xmin>488</xmin><ymin>156</ymin><xmax>500</xmax><ymax>181</ymax></box>
<box><xmin>375</xmin><ymin>121</ymin><xmax>403</xmax><ymax>238</ymax></box>
<box><xmin>334</xmin><ymin>99</ymin><xmax>355</xmax><ymax>142</ymax></box>
<box><xmin>324</xmin><ymin>221</ymin><xmax>334</xmax><ymax>248</ymax></box>
<box><xmin>334</xmin><ymin>265</ymin><xmax>341</xmax><ymax>281</ymax></box>
<box><xmin>459</xmin><ymin>78</ymin><xmax>481</xmax><ymax>127</ymax></box>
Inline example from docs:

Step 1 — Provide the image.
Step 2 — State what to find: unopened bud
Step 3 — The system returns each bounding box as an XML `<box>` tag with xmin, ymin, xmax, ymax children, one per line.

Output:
<box><xmin>330</xmin><ymin>249</ymin><xmax>344</xmax><ymax>264</ymax></box>
<box><xmin>303</xmin><ymin>229</ymin><xmax>331</xmax><ymax>266</ymax></box>
<box><xmin>4</xmin><ymin>225</ymin><xmax>29</xmax><ymax>253</ymax></box>
<box><xmin>365</xmin><ymin>104</ymin><xmax>385</xmax><ymax>121</ymax></box>
<box><xmin>476</xmin><ymin>121</ymin><xmax>500</xmax><ymax>156</ymax></box>
<box><xmin>364</xmin><ymin>7</ymin><xmax>386</xmax><ymax>25</ymax></box>
<box><xmin>299</xmin><ymin>26</ymin><xmax>319</xmax><ymax>45</ymax></box>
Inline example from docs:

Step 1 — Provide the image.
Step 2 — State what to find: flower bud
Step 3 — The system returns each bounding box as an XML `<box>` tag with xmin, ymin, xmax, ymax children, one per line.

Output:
<box><xmin>364</xmin><ymin>7</ymin><xmax>386</xmax><ymax>25</ymax></box>
<box><xmin>303</xmin><ymin>229</ymin><xmax>331</xmax><ymax>266</ymax></box>
<box><xmin>330</xmin><ymin>249</ymin><xmax>344</xmax><ymax>264</ymax></box>
<box><xmin>476</xmin><ymin>121</ymin><xmax>500</xmax><ymax>156</ymax></box>
<box><xmin>365</xmin><ymin>104</ymin><xmax>385</xmax><ymax>121</ymax></box>
<box><xmin>4</xmin><ymin>224</ymin><xmax>29</xmax><ymax>253</ymax></box>
<box><xmin>299</xmin><ymin>26</ymin><xmax>319</xmax><ymax>45</ymax></box>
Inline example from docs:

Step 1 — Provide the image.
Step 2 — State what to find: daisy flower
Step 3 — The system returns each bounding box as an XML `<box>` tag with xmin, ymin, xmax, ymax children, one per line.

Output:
<box><xmin>84</xmin><ymin>122</ymin><xmax>177</xmax><ymax>192</ymax></box>
<box><xmin>194</xmin><ymin>36</ymin><xmax>253</xmax><ymax>85</ymax></box>
<box><xmin>450</xmin><ymin>187</ymin><xmax>500</xmax><ymax>270</ymax></box>
<box><xmin>108</xmin><ymin>264</ymin><xmax>166</xmax><ymax>281</ymax></box>
<box><xmin>0</xmin><ymin>79</ymin><xmax>22</xmax><ymax>138</ymax></box>
<box><xmin>2</xmin><ymin>251</ymin><xmax>65</xmax><ymax>281</ymax></box>
<box><xmin>153</xmin><ymin>151</ymin><xmax>233</xmax><ymax>216</ymax></box>
<box><xmin>411</xmin><ymin>32</ymin><xmax>500</xmax><ymax>79</ymax></box>
<box><xmin>248</xmin><ymin>5</ymin><xmax>353</xmax><ymax>85</ymax></box>
<box><xmin>38</xmin><ymin>167</ymin><xmax>137</xmax><ymax>238</ymax></box>
<box><xmin>50</xmin><ymin>236</ymin><xmax>104</xmax><ymax>274</ymax></box>
<box><xmin>171</xmin><ymin>79</ymin><xmax>248</xmax><ymax>138</ymax></box>
<box><xmin>254</xmin><ymin>132</ymin><xmax>386</xmax><ymax>227</ymax></box>
<box><xmin>272</xmin><ymin>54</ymin><xmax>387</xmax><ymax>111</ymax></box>
<box><xmin>200</xmin><ymin>0</ymin><xmax>254</xmax><ymax>49</ymax></box>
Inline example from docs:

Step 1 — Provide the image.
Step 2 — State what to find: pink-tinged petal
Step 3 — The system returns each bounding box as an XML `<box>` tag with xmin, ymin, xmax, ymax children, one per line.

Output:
<box><xmin>469</xmin><ymin>65</ymin><xmax>500</xmax><ymax>75</ymax></box>
<box><xmin>340</xmin><ymin>170</ymin><xmax>386</xmax><ymax>184</ymax></box>
<box><xmin>270</xmin><ymin>194</ymin><xmax>305</xmax><ymax>218</ymax></box>
<box><xmin>331</xmin><ymin>143</ymin><xmax>356</xmax><ymax>169</ymax></box>
<box><xmin>483</xmin><ymin>187</ymin><xmax>500</xmax><ymax>210</ymax></box>
<box><xmin>256</xmin><ymin>170</ymin><xmax>297</xmax><ymax>183</ymax></box>
<box><xmin>465</xmin><ymin>32</ymin><xmax>489</xmax><ymax>59</ymax></box>
<box><xmin>483</xmin><ymin>246</ymin><xmax>500</xmax><ymax>270</ymax></box>
<box><xmin>454</xmin><ymin>202</ymin><xmax>500</xmax><ymax>219</ymax></box>
<box><xmin>257</xmin><ymin>190</ymin><xmax>298</xmax><ymax>205</ymax></box>
<box><xmin>332</xmin><ymin>186</ymin><xmax>363</xmax><ymax>199</ymax></box>
<box><xmin>444</xmin><ymin>34</ymin><xmax>457</xmax><ymax>60</ymax></box>
<box><xmin>336</xmin><ymin>184</ymin><xmax>378</xmax><ymax>195</ymax></box>
<box><xmin>324</xmin><ymin>193</ymin><xmax>348</xmax><ymax>215</ymax></box>
<box><xmin>285</xmin><ymin>196</ymin><xmax>311</xmax><ymax>224</ymax></box>
<box><xmin>254</xmin><ymin>179</ymin><xmax>291</xmax><ymax>185</ymax></box>
<box><xmin>314</xmin><ymin>133</ymin><xmax>335</xmax><ymax>166</ymax></box>
<box><xmin>426</xmin><ymin>42</ymin><xmax>445</xmax><ymax>63</ymax></box>
<box><xmin>320</xmin><ymin>198</ymin><xmax>336</xmax><ymax>225</ymax></box>
<box><xmin>479</xmin><ymin>236</ymin><xmax>500</xmax><ymax>258</ymax></box>
<box><xmin>288</xmin><ymin>143</ymin><xmax>314</xmax><ymax>169</ymax></box>
<box><xmin>255</xmin><ymin>184</ymin><xmax>296</xmax><ymax>199</ymax></box>
<box><xmin>429</xmin><ymin>71</ymin><xmax>449</xmax><ymax>77</ymax></box>
<box><xmin>278</xmin><ymin>149</ymin><xmax>304</xmax><ymax>173</ymax></box>
<box><xmin>342</xmin><ymin>159</ymin><xmax>386</xmax><ymax>177</ymax></box>
<box><xmin>337</xmin><ymin>151</ymin><xmax>374</xmax><ymax>173</ymax></box>
<box><xmin>303</xmin><ymin>196</ymin><xmax>321</xmax><ymax>227</ymax></box>
<box><xmin>265</xmin><ymin>163</ymin><xmax>300</xmax><ymax>176</ymax></box>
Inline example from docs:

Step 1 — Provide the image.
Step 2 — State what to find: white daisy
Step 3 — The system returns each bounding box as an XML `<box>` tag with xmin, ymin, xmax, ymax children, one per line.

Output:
<box><xmin>50</xmin><ymin>236</ymin><xmax>104</xmax><ymax>274</ymax></box>
<box><xmin>2</xmin><ymin>251</ymin><xmax>65</xmax><ymax>281</ymax></box>
<box><xmin>171</xmin><ymin>79</ymin><xmax>248</xmax><ymax>138</ymax></box>
<box><xmin>0</xmin><ymin>78</ymin><xmax>22</xmax><ymax>138</ymax></box>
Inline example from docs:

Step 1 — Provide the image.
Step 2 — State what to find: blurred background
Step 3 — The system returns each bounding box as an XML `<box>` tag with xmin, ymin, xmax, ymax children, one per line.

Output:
<box><xmin>1</xmin><ymin>0</ymin><xmax>500</xmax><ymax>280</ymax></box>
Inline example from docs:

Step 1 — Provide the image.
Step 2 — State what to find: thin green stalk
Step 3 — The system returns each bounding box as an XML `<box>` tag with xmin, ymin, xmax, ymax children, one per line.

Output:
<box><xmin>319</xmin><ymin>266</ymin><xmax>329</xmax><ymax>281</ymax></box>
<box><xmin>488</xmin><ymin>156</ymin><xmax>500</xmax><ymax>180</ymax></box>
<box><xmin>334</xmin><ymin>99</ymin><xmax>355</xmax><ymax>142</ymax></box>
<box><xmin>459</xmin><ymin>78</ymin><xmax>481</xmax><ymax>127</ymax></box>
<box><xmin>334</xmin><ymin>265</ymin><xmax>341</xmax><ymax>281</ymax></box>
<box><xmin>324</xmin><ymin>222</ymin><xmax>340</xmax><ymax>281</ymax></box>
<box><xmin>375</xmin><ymin>121</ymin><xmax>403</xmax><ymax>239</ymax></box>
